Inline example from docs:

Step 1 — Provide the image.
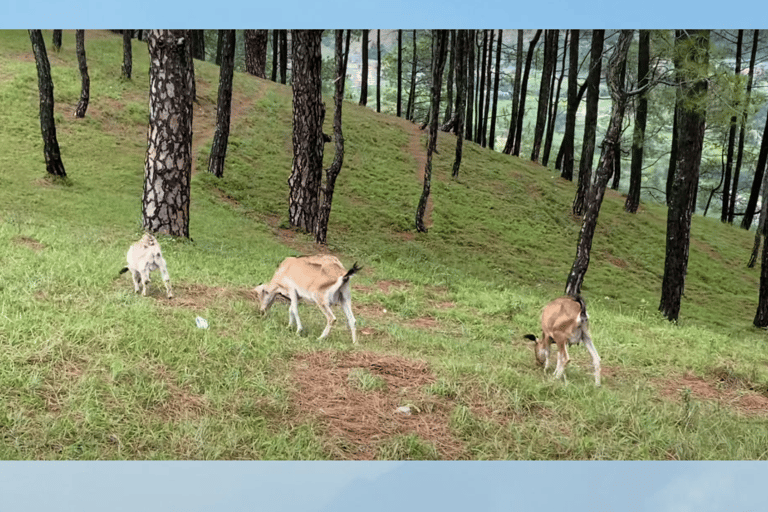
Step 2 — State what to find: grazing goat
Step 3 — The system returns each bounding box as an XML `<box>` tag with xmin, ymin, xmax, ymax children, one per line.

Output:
<box><xmin>255</xmin><ymin>255</ymin><xmax>361</xmax><ymax>344</ymax></box>
<box><xmin>524</xmin><ymin>296</ymin><xmax>601</xmax><ymax>386</ymax></box>
<box><xmin>119</xmin><ymin>233</ymin><xmax>173</xmax><ymax>299</ymax></box>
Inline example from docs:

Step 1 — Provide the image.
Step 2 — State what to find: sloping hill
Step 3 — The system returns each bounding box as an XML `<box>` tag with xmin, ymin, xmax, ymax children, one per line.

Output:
<box><xmin>1</xmin><ymin>30</ymin><xmax>768</xmax><ymax>460</ymax></box>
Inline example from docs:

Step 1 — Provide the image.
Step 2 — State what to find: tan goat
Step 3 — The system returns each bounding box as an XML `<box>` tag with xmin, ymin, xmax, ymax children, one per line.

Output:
<box><xmin>524</xmin><ymin>296</ymin><xmax>601</xmax><ymax>386</ymax></box>
<box><xmin>255</xmin><ymin>255</ymin><xmax>361</xmax><ymax>343</ymax></box>
<box><xmin>119</xmin><ymin>233</ymin><xmax>173</xmax><ymax>299</ymax></box>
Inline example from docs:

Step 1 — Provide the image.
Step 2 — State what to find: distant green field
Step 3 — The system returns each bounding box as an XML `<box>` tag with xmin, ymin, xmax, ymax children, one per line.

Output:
<box><xmin>1</xmin><ymin>30</ymin><xmax>767</xmax><ymax>460</ymax></box>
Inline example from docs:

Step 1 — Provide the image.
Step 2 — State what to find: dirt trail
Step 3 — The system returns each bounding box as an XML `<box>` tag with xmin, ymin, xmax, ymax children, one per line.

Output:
<box><xmin>391</xmin><ymin>118</ymin><xmax>433</xmax><ymax>230</ymax></box>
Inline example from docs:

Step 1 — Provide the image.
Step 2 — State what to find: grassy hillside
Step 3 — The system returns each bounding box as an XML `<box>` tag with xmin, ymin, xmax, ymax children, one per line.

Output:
<box><xmin>1</xmin><ymin>30</ymin><xmax>768</xmax><ymax>460</ymax></box>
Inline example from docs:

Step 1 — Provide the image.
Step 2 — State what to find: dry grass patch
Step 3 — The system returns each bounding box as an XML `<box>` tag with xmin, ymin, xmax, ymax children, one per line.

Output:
<box><xmin>657</xmin><ymin>371</ymin><xmax>768</xmax><ymax>417</ymax></box>
<box><xmin>12</xmin><ymin>235</ymin><xmax>45</xmax><ymax>252</ymax></box>
<box><xmin>290</xmin><ymin>350</ymin><xmax>466</xmax><ymax>459</ymax></box>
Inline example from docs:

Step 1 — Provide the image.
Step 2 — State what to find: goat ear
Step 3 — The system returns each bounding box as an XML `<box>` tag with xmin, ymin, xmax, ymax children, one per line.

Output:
<box><xmin>523</xmin><ymin>334</ymin><xmax>537</xmax><ymax>342</ymax></box>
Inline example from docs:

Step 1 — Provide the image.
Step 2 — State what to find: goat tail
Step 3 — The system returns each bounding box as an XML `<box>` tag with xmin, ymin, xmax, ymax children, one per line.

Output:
<box><xmin>119</xmin><ymin>267</ymin><xmax>130</xmax><ymax>275</ymax></box>
<box><xmin>343</xmin><ymin>262</ymin><xmax>362</xmax><ymax>282</ymax></box>
<box><xmin>572</xmin><ymin>294</ymin><xmax>589</xmax><ymax>323</ymax></box>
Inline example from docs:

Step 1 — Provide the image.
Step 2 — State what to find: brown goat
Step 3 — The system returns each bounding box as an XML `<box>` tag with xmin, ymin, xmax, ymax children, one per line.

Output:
<box><xmin>524</xmin><ymin>296</ymin><xmax>601</xmax><ymax>386</ymax></box>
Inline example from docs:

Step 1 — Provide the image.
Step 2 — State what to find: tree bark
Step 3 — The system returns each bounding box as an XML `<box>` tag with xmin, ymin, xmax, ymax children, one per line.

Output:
<box><xmin>565</xmin><ymin>30</ymin><xmax>633</xmax><ymax>297</ymax></box>
<box><xmin>74</xmin><ymin>30</ymin><xmax>90</xmax><ymax>118</ymax></box>
<box><xmin>377</xmin><ymin>30</ymin><xmax>381</xmax><ymax>113</ymax></box>
<box><xmin>52</xmin><ymin>30</ymin><xmax>62</xmax><ymax>52</ymax></box>
<box><xmin>543</xmin><ymin>30</ymin><xmax>564</xmax><ymax>167</ymax></box>
<box><xmin>609</xmin><ymin>47</ymin><xmax>627</xmax><ymax>191</ymax></box>
<box><xmin>573</xmin><ymin>30</ymin><xmax>605</xmax><ymax>216</ymax></box>
<box><xmin>316</xmin><ymin>30</ymin><xmax>348</xmax><ymax>245</ymax></box>
<box><xmin>122</xmin><ymin>30</ymin><xmax>133</xmax><ymax>79</ymax></box>
<box><xmin>271</xmin><ymin>30</ymin><xmax>279</xmax><ymax>82</ymax></box>
<box><xmin>359</xmin><ymin>29</ymin><xmax>369</xmax><ymax>106</ymax></box>
<box><xmin>503</xmin><ymin>30</ymin><xmax>524</xmax><ymax>155</ymax></box>
<box><xmin>244</xmin><ymin>29</ymin><xmax>268</xmax><ymax>79</ymax></box>
<box><xmin>143</xmin><ymin>30</ymin><xmax>194</xmax><ymax>238</ymax></box>
<box><xmin>190</xmin><ymin>30</ymin><xmax>205</xmax><ymax>61</ymax></box>
<box><xmin>740</xmin><ymin>31</ymin><xmax>763</xmax><ymax>229</ymax></box>
<box><xmin>481</xmin><ymin>30</ymin><xmax>494</xmax><ymax>148</ymax></box>
<box><xmin>557</xmin><ymin>30</ymin><xmax>582</xmax><ymax>178</ymax></box>
<box><xmin>397</xmin><ymin>30</ymin><xmax>403</xmax><ymax>117</ymax></box>
<box><xmin>29</xmin><ymin>30</ymin><xmax>66</xmax><ymax>178</ymax></box>
<box><xmin>531</xmin><ymin>30</ymin><xmax>557</xmax><ymax>163</ymax></box>
<box><xmin>464</xmin><ymin>30</ymin><xmax>475</xmax><ymax>142</ymax></box>
<box><xmin>475</xmin><ymin>31</ymin><xmax>487</xmax><ymax>144</ymax></box>
<box><xmin>753</xmin><ymin>223</ymin><xmax>768</xmax><ymax>326</ymax></box>
<box><xmin>406</xmin><ymin>30</ymin><xmax>418</xmax><ymax>121</ymax></box>
<box><xmin>443</xmin><ymin>30</ymin><xmax>455</xmax><ymax>126</ymax></box>
<box><xmin>748</xmin><ymin>172</ymin><xmax>768</xmax><ymax>268</ymax></box>
<box><xmin>208</xmin><ymin>30</ymin><xmax>235</xmax><ymax>179</ymax></box>
<box><xmin>288</xmin><ymin>30</ymin><xmax>325</xmax><ymax>233</ymax></box>
<box><xmin>513</xmin><ymin>29</ymin><xmax>542</xmax><ymax>157</ymax></box>
<box><xmin>280</xmin><ymin>30</ymin><xmax>288</xmax><ymax>84</ymax></box>
<box><xmin>722</xmin><ymin>30</ymin><xmax>742</xmax><ymax>223</ymax></box>
<box><xmin>489</xmin><ymin>29</ymin><xmax>502</xmax><ymax>151</ymax></box>
<box><xmin>625</xmin><ymin>30</ymin><xmax>650</xmax><ymax>214</ymax></box>
<box><xmin>659</xmin><ymin>30</ymin><xmax>710</xmax><ymax>322</ymax></box>
<box><xmin>729</xmin><ymin>30</ymin><xmax>757</xmax><ymax>222</ymax></box>
<box><xmin>452</xmin><ymin>30</ymin><xmax>468</xmax><ymax>179</ymax></box>
<box><xmin>416</xmin><ymin>30</ymin><xmax>449</xmax><ymax>233</ymax></box>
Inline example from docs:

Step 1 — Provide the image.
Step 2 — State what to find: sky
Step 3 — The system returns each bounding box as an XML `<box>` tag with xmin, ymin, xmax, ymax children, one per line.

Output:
<box><xmin>3</xmin><ymin>1</ymin><xmax>768</xmax><ymax>511</ymax></box>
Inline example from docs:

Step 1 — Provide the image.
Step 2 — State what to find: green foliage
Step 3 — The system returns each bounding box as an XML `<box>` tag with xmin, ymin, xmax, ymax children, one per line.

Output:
<box><xmin>3</xmin><ymin>30</ymin><xmax>768</xmax><ymax>460</ymax></box>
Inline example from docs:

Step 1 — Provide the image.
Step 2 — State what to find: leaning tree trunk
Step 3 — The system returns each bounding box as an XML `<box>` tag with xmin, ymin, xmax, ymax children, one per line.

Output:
<box><xmin>416</xmin><ymin>30</ymin><xmax>449</xmax><ymax>233</ymax></box>
<box><xmin>143</xmin><ymin>30</ymin><xmax>194</xmax><ymax>238</ymax></box>
<box><xmin>748</xmin><ymin>170</ymin><xmax>768</xmax><ymax>268</ymax></box>
<box><xmin>74</xmin><ymin>30</ymin><xmax>90</xmax><ymax>118</ymax></box>
<box><xmin>122</xmin><ymin>30</ymin><xmax>133</xmax><ymax>79</ymax></box>
<box><xmin>740</xmin><ymin>32</ymin><xmax>764</xmax><ymax>229</ymax></box>
<box><xmin>722</xmin><ymin>30</ymin><xmax>742</xmax><ymax>223</ymax></box>
<box><xmin>565</xmin><ymin>30</ymin><xmax>633</xmax><ymax>297</ymax></box>
<box><xmin>244</xmin><ymin>29</ymin><xmax>268</xmax><ymax>79</ymax></box>
<box><xmin>316</xmin><ymin>30</ymin><xmax>348</xmax><ymax>245</ymax></box>
<box><xmin>288</xmin><ymin>30</ymin><xmax>325</xmax><ymax>233</ymax></box>
<box><xmin>625</xmin><ymin>30</ymin><xmax>651</xmax><ymax>214</ymax></box>
<box><xmin>208</xmin><ymin>30</ymin><xmax>235</xmax><ymax>179</ymax></box>
<box><xmin>452</xmin><ymin>30</ymin><xmax>468</xmax><ymax>179</ymax></box>
<box><xmin>503</xmin><ymin>30</ymin><xmax>524</xmax><ymax>155</ymax></box>
<box><xmin>513</xmin><ymin>29</ymin><xmax>542</xmax><ymax>156</ymax></box>
<box><xmin>659</xmin><ymin>30</ymin><xmax>710</xmax><ymax>322</ymax></box>
<box><xmin>359</xmin><ymin>29</ymin><xmax>369</xmax><ymax>106</ymax></box>
<box><xmin>29</xmin><ymin>30</ymin><xmax>66</xmax><ymax>178</ymax></box>
<box><xmin>572</xmin><ymin>29</ymin><xmax>604</xmax><ymax>217</ymax></box>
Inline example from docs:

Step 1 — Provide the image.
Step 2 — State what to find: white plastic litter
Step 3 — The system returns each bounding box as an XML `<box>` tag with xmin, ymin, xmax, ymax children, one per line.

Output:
<box><xmin>195</xmin><ymin>316</ymin><xmax>209</xmax><ymax>329</ymax></box>
<box><xmin>395</xmin><ymin>406</ymin><xmax>411</xmax><ymax>415</ymax></box>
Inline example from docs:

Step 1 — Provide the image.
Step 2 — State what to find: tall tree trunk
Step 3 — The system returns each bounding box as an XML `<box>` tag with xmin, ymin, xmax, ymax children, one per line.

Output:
<box><xmin>543</xmin><ymin>30</ymin><xmax>564</xmax><ymax>166</ymax></box>
<box><xmin>208</xmin><ymin>30</ymin><xmax>235</xmax><ymax>179</ymax></box>
<box><xmin>406</xmin><ymin>30</ymin><xmax>418</xmax><ymax>121</ymax></box>
<box><xmin>244</xmin><ymin>29</ymin><xmax>268</xmax><ymax>79</ymax></box>
<box><xmin>443</xmin><ymin>30</ymin><xmax>456</xmax><ymax>126</ymax></box>
<box><xmin>122</xmin><ymin>30</ymin><xmax>133</xmax><ymax>79</ymax></box>
<box><xmin>280</xmin><ymin>30</ymin><xmax>288</xmax><ymax>84</ymax></box>
<box><xmin>216</xmin><ymin>30</ymin><xmax>224</xmax><ymax>66</ymax></box>
<box><xmin>557</xmin><ymin>29</ymin><xmax>580</xmax><ymax>179</ymax></box>
<box><xmin>452</xmin><ymin>30</ymin><xmax>468</xmax><ymax>179</ymax></box>
<box><xmin>397</xmin><ymin>29</ymin><xmax>403</xmax><ymax>117</ymax></box>
<box><xmin>565</xmin><ymin>30</ymin><xmax>633</xmax><ymax>297</ymax></box>
<box><xmin>52</xmin><ymin>30</ymin><xmax>62</xmax><ymax>52</ymax></box>
<box><xmin>359</xmin><ymin>29</ymin><xmax>369</xmax><ymax>106</ymax></box>
<box><xmin>29</xmin><ymin>29</ymin><xmax>66</xmax><ymax>177</ymax></box>
<box><xmin>722</xmin><ymin>30</ymin><xmax>742</xmax><ymax>223</ymax></box>
<box><xmin>416</xmin><ymin>30</ymin><xmax>449</xmax><ymax>233</ymax></box>
<box><xmin>625</xmin><ymin>29</ymin><xmax>651</xmax><ymax>214</ymax></box>
<box><xmin>740</xmin><ymin>31</ymin><xmax>764</xmax><ymax>229</ymax></box>
<box><xmin>142</xmin><ymin>30</ymin><xmax>194</xmax><ymax>238</ymax></box>
<box><xmin>464</xmin><ymin>30</ymin><xmax>475</xmax><ymax>141</ymax></box>
<box><xmin>74</xmin><ymin>30</ymin><xmax>90</xmax><ymax>118</ymax></box>
<box><xmin>190</xmin><ymin>30</ymin><xmax>205</xmax><ymax>61</ymax></box>
<box><xmin>476</xmin><ymin>30</ymin><xmax>487</xmax><ymax>144</ymax></box>
<box><xmin>271</xmin><ymin>30</ymin><xmax>279</xmax><ymax>82</ymax></box>
<box><xmin>288</xmin><ymin>30</ymin><xmax>325</xmax><ymax>233</ymax></box>
<box><xmin>503</xmin><ymin>30</ymin><xmax>524</xmax><ymax>155</ymax></box>
<box><xmin>316</xmin><ymin>30</ymin><xmax>347</xmax><ymax>245</ymax></box>
<box><xmin>753</xmin><ymin>222</ymin><xmax>768</xmax><ymax>326</ymax></box>
<box><xmin>481</xmin><ymin>30</ymin><xmax>494</xmax><ymax>148</ymax></box>
<box><xmin>573</xmin><ymin>29</ymin><xmax>605</xmax><ymax>216</ymax></box>
<box><xmin>531</xmin><ymin>30</ymin><xmax>556</xmax><ymax>163</ymax></box>
<box><xmin>377</xmin><ymin>30</ymin><xmax>381</xmax><ymax>113</ymax></box>
<box><xmin>610</xmin><ymin>50</ymin><xmax>627</xmax><ymax>190</ymax></box>
<box><xmin>514</xmin><ymin>29</ymin><xmax>543</xmax><ymax>157</ymax></box>
<box><xmin>489</xmin><ymin>29</ymin><xmax>502</xmax><ymax>151</ymax></box>
<box><xmin>748</xmin><ymin>172</ymin><xmax>768</xmax><ymax>268</ymax></box>
<box><xmin>666</xmin><ymin>103</ymin><xmax>679</xmax><ymax>204</ymax></box>
<box><xmin>746</xmin><ymin>108</ymin><xmax>768</xmax><ymax>261</ymax></box>
<box><xmin>731</xmin><ymin>30</ymin><xmax>758</xmax><ymax>223</ymax></box>
<box><xmin>659</xmin><ymin>30</ymin><xmax>710</xmax><ymax>322</ymax></box>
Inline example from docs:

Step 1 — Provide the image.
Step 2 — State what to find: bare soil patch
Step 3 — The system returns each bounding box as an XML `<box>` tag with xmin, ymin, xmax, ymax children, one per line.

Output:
<box><xmin>12</xmin><ymin>235</ymin><xmax>45</xmax><ymax>252</ymax></box>
<box><xmin>290</xmin><ymin>350</ymin><xmax>466</xmax><ymax>459</ymax></box>
<box><xmin>165</xmin><ymin>282</ymin><xmax>254</xmax><ymax>311</ymax></box>
<box><xmin>656</xmin><ymin>371</ymin><xmax>768</xmax><ymax>417</ymax></box>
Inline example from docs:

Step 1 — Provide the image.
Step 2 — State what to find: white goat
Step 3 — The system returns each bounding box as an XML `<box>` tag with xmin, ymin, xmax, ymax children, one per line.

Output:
<box><xmin>119</xmin><ymin>233</ymin><xmax>173</xmax><ymax>299</ymax></box>
<box><xmin>524</xmin><ymin>296</ymin><xmax>601</xmax><ymax>386</ymax></box>
<box><xmin>255</xmin><ymin>255</ymin><xmax>361</xmax><ymax>343</ymax></box>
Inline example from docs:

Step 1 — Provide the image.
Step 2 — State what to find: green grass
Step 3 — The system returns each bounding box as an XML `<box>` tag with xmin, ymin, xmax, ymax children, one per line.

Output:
<box><xmin>2</xmin><ymin>30</ymin><xmax>768</xmax><ymax>460</ymax></box>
